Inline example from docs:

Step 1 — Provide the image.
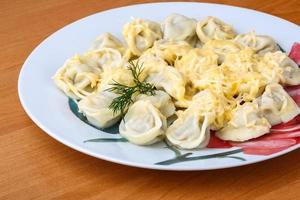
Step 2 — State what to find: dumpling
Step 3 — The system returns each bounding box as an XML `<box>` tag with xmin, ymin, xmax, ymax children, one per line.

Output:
<box><xmin>190</xmin><ymin>89</ymin><xmax>229</xmax><ymax>130</ymax></box>
<box><xmin>130</xmin><ymin>53</ymin><xmax>168</xmax><ymax>81</ymax></box>
<box><xmin>233</xmin><ymin>31</ymin><xmax>279</xmax><ymax>55</ymax></box>
<box><xmin>53</xmin><ymin>54</ymin><xmax>102</xmax><ymax>99</ymax></box>
<box><xmin>174</xmin><ymin>80</ymin><xmax>199</xmax><ymax>108</ymax></box>
<box><xmin>145</xmin><ymin>39</ymin><xmax>192</xmax><ymax>65</ymax></box>
<box><xmin>83</xmin><ymin>48</ymin><xmax>124</xmax><ymax>71</ymax></box>
<box><xmin>162</xmin><ymin>13</ymin><xmax>198</xmax><ymax>46</ymax></box>
<box><xmin>174</xmin><ymin>48</ymin><xmax>218</xmax><ymax>79</ymax></box>
<box><xmin>146</xmin><ymin>66</ymin><xmax>186</xmax><ymax>101</ymax></box>
<box><xmin>234</xmin><ymin>72</ymin><xmax>265</xmax><ymax>102</ymax></box>
<box><xmin>167</xmin><ymin>89</ymin><xmax>233</xmax><ymax>149</ymax></box>
<box><xmin>258</xmin><ymin>51</ymin><xmax>300</xmax><ymax>85</ymax></box>
<box><xmin>119</xmin><ymin>100</ymin><xmax>167</xmax><ymax>145</ymax></box>
<box><xmin>78</xmin><ymin>91</ymin><xmax>121</xmax><ymax>128</ymax></box>
<box><xmin>135</xmin><ymin>90</ymin><xmax>176</xmax><ymax>118</ymax></box>
<box><xmin>98</xmin><ymin>66</ymin><xmax>134</xmax><ymax>91</ymax></box>
<box><xmin>216</xmin><ymin>102</ymin><xmax>271</xmax><ymax>142</ymax></box>
<box><xmin>191</xmin><ymin>65</ymin><xmax>236</xmax><ymax>103</ymax></box>
<box><xmin>166</xmin><ymin>111</ymin><xmax>211</xmax><ymax>149</ymax></box>
<box><xmin>256</xmin><ymin>83</ymin><xmax>300</xmax><ymax>125</ymax></box>
<box><xmin>90</xmin><ymin>32</ymin><xmax>126</xmax><ymax>54</ymax></box>
<box><xmin>122</xmin><ymin>18</ymin><xmax>162</xmax><ymax>56</ymax></box>
<box><xmin>222</xmin><ymin>48</ymin><xmax>258</xmax><ymax>72</ymax></box>
<box><xmin>221</xmin><ymin>49</ymin><xmax>266</xmax><ymax>101</ymax></box>
<box><xmin>196</xmin><ymin>16</ymin><xmax>236</xmax><ymax>44</ymax></box>
<box><xmin>202</xmin><ymin>39</ymin><xmax>242</xmax><ymax>64</ymax></box>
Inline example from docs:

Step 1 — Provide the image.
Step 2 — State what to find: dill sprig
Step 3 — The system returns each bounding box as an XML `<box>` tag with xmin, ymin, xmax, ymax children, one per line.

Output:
<box><xmin>106</xmin><ymin>61</ymin><xmax>156</xmax><ymax>116</ymax></box>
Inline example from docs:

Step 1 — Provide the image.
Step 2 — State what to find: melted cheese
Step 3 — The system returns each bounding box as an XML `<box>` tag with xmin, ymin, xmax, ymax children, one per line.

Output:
<box><xmin>54</xmin><ymin>15</ymin><xmax>300</xmax><ymax>147</ymax></box>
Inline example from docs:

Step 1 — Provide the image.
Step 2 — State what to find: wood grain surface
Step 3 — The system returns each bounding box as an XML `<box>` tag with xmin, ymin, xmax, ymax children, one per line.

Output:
<box><xmin>1</xmin><ymin>0</ymin><xmax>300</xmax><ymax>199</ymax></box>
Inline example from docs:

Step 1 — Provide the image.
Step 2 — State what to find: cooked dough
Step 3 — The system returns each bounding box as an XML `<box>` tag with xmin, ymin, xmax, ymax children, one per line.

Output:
<box><xmin>256</xmin><ymin>83</ymin><xmax>300</xmax><ymax>125</ymax></box>
<box><xmin>135</xmin><ymin>90</ymin><xmax>176</xmax><ymax>118</ymax></box>
<box><xmin>201</xmin><ymin>39</ymin><xmax>242</xmax><ymax>64</ymax></box>
<box><xmin>78</xmin><ymin>91</ymin><xmax>121</xmax><ymax>128</ymax></box>
<box><xmin>145</xmin><ymin>39</ymin><xmax>192</xmax><ymax>65</ymax></box>
<box><xmin>119</xmin><ymin>100</ymin><xmax>167</xmax><ymax>145</ymax></box>
<box><xmin>123</xmin><ymin>18</ymin><xmax>162</xmax><ymax>56</ymax></box>
<box><xmin>162</xmin><ymin>13</ymin><xmax>198</xmax><ymax>46</ymax></box>
<box><xmin>146</xmin><ymin>66</ymin><xmax>186</xmax><ymax>101</ymax></box>
<box><xmin>53</xmin><ymin>54</ymin><xmax>102</xmax><ymax>99</ymax></box>
<box><xmin>216</xmin><ymin>102</ymin><xmax>271</xmax><ymax>142</ymax></box>
<box><xmin>196</xmin><ymin>16</ymin><xmax>236</xmax><ymax>44</ymax></box>
<box><xmin>166</xmin><ymin>111</ymin><xmax>210</xmax><ymax>149</ymax></box>
<box><xmin>234</xmin><ymin>31</ymin><xmax>279</xmax><ymax>55</ymax></box>
<box><xmin>258</xmin><ymin>51</ymin><xmax>300</xmax><ymax>85</ymax></box>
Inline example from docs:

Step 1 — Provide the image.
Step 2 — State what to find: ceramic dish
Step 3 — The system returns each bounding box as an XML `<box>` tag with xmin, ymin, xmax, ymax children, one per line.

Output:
<box><xmin>18</xmin><ymin>2</ymin><xmax>300</xmax><ymax>170</ymax></box>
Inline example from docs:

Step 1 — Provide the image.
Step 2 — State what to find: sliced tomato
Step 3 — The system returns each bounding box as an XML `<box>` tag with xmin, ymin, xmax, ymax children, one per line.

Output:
<box><xmin>271</xmin><ymin>115</ymin><xmax>300</xmax><ymax>130</ymax></box>
<box><xmin>288</xmin><ymin>42</ymin><xmax>300</xmax><ymax>65</ymax></box>
<box><xmin>231</xmin><ymin>138</ymin><xmax>296</xmax><ymax>148</ymax></box>
<box><xmin>287</xmin><ymin>94</ymin><xmax>300</xmax><ymax>106</ymax></box>
<box><xmin>271</xmin><ymin>124</ymin><xmax>300</xmax><ymax>133</ymax></box>
<box><xmin>242</xmin><ymin>146</ymin><xmax>291</xmax><ymax>155</ymax></box>
<box><xmin>231</xmin><ymin>139</ymin><xmax>296</xmax><ymax>156</ymax></box>
<box><xmin>286</xmin><ymin>87</ymin><xmax>300</xmax><ymax>97</ymax></box>
<box><xmin>264</xmin><ymin>130</ymin><xmax>300</xmax><ymax>139</ymax></box>
<box><xmin>207</xmin><ymin>133</ymin><xmax>232</xmax><ymax>148</ymax></box>
<box><xmin>285</xmin><ymin>86</ymin><xmax>300</xmax><ymax>105</ymax></box>
<box><xmin>285</xmin><ymin>85</ymin><xmax>300</xmax><ymax>93</ymax></box>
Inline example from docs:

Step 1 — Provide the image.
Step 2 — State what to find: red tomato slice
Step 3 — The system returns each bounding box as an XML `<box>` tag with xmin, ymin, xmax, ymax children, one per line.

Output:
<box><xmin>285</xmin><ymin>86</ymin><xmax>300</xmax><ymax>105</ymax></box>
<box><xmin>230</xmin><ymin>138</ymin><xmax>296</xmax><ymax>148</ymax></box>
<box><xmin>231</xmin><ymin>139</ymin><xmax>296</xmax><ymax>156</ymax></box>
<box><xmin>207</xmin><ymin>133</ymin><xmax>232</xmax><ymax>148</ymax></box>
<box><xmin>286</xmin><ymin>87</ymin><xmax>300</xmax><ymax>97</ymax></box>
<box><xmin>242</xmin><ymin>146</ymin><xmax>291</xmax><ymax>155</ymax></box>
<box><xmin>285</xmin><ymin>85</ymin><xmax>300</xmax><ymax>93</ymax></box>
<box><xmin>271</xmin><ymin>115</ymin><xmax>300</xmax><ymax>130</ymax></box>
<box><xmin>265</xmin><ymin>130</ymin><xmax>300</xmax><ymax>139</ymax></box>
<box><xmin>271</xmin><ymin>124</ymin><xmax>300</xmax><ymax>132</ymax></box>
<box><xmin>288</xmin><ymin>42</ymin><xmax>300</xmax><ymax>65</ymax></box>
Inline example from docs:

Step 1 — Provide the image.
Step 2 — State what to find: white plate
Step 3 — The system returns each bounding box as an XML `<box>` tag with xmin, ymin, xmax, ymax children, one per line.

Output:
<box><xmin>18</xmin><ymin>2</ymin><xmax>300</xmax><ymax>170</ymax></box>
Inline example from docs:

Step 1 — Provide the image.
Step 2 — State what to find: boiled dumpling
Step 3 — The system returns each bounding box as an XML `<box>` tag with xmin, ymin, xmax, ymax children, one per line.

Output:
<box><xmin>190</xmin><ymin>89</ymin><xmax>229</xmax><ymax>130</ymax></box>
<box><xmin>83</xmin><ymin>49</ymin><xmax>124</xmax><ymax>71</ymax></box>
<box><xmin>202</xmin><ymin>39</ymin><xmax>242</xmax><ymax>64</ymax></box>
<box><xmin>130</xmin><ymin>53</ymin><xmax>168</xmax><ymax>81</ymax></box>
<box><xmin>234</xmin><ymin>31</ymin><xmax>279</xmax><ymax>55</ymax></box>
<box><xmin>119</xmin><ymin>100</ymin><xmax>167</xmax><ymax>145</ymax></box>
<box><xmin>90</xmin><ymin>32</ymin><xmax>126</xmax><ymax>55</ymax></box>
<box><xmin>221</xmin><ymin>48</ymin><xmax>265</xmax><ymax>101</ymax></box>
<box><xmin>216</xmin><ymin>102</ymin><xmax>271</xmax><ymax>142</ymax></box>
<box><xmin>258</xmin><ymin>51</ymin><xmax>300</xmax><ymax>85</ymax></box>
<box><xmin>256</xmin><ymin>83</ymin><xmax>300</xmax><ymax>125</ymax></box>
<box><xmin>146</xmin><ymin>66</ymin><xmax>186</xmax><ymax>101</ymax></box>
<box><xmin>145</xmin><ymin>39</ymin><xmax>192</xmax><ymax>65</ymax></box>
<box><xmin>123</xmin><ymin>18</ymin><xmax>162</xmax><ymax>56</ymax></box>
<box><xmin>166</xmin><ymin>111</ymin><xmax>211</xmax><ymax>149</ymax></box>
<box><xmin>222</xmin><ymin>48</ymin><xmax>258</xmax><ymax>72</ymax></box>
<box><xmin>78</xmin><ymin>91</ymin><xmax>121</xmax><ymax>128</ymax></box>
<box><xmin>135</xmin><ymin>90</ymin><xmax>175</xmax><ymax>118</ymax></box>
<box><xmin>162</xmin><ymin>13</ymin><xmax>198</xmax><ymax>46</ymax></box>
<box><xmin>233</xmin><ymin>72</ymin><xmax>265</xmax><ymax>102</ymax></box>
<box><xmin>98</xmin><ymin>66</ymin><xmax>134</xmax><ymax>91</ymax></box>
<box><xmin>166</xmin><ymin>89</ymin><xmax>229</xmax><ymax>149</ymax></box>
<box><xmin>174</xmin><ymin>48</ymin><xmax>218</xmax><ymax>79</ymax></box>
<box><xmin>196</xmin><ymin>16</ymin><xmax>236</xmax><ymax>44</ymax></box>
<box><xmin>53</xmin><ymin>54</ymin><xmax>102</xmax><ymax>99</ymax></box>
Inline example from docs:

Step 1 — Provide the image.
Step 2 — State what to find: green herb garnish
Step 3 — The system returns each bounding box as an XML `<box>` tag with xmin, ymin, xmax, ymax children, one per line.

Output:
<box><xmin>106</xmin><ymin>61</ymin><xmax>156</xmax><ymax>116</ymax></box>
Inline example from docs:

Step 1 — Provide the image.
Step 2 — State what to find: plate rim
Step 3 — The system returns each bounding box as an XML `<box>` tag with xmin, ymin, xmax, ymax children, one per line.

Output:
<box><xmin>18</xmin><ymin>1</ymin><xmax>300</xmax><ymax>171</ymax></box>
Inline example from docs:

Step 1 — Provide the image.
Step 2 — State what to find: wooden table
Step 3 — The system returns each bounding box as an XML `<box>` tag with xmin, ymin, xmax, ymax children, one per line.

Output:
<box><xmin>1</xmin><ymin>0</ymin><xmax>300</xmax><ymax>199</ymax></box>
